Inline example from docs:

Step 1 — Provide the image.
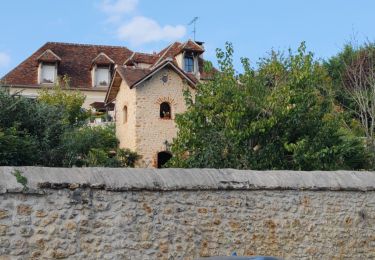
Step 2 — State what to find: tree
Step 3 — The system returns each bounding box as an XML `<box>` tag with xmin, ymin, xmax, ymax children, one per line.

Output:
<box><xmin>0</xmin><ymin>84</ymin><xmax>140</xmax><ymax>167</ymax></box>
<box><xmin>325</xmin><ymin>43</ymin><xmax>375</xmax><ymax>154</ymax></box>
<box><xmin>168</xmin><ymin>42</ymin><xmax>370</xmax><ymax>170</ymax></box>
<box><xmin>0</xmin><ymin>89</ymin><xmax>68</xmax><ymax>166</ymax></box>
<box><xmin>61</xmin><ymin>124</ymin><xmax>141</xmax><ymax>167</ymax></box>
<box><xmin>37</xmin><ymin>75</ymin><xmax>89</xmax><ymax>126</ymax></box>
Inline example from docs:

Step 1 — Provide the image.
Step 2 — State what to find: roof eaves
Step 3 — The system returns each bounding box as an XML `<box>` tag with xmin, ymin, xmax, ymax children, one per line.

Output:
<box><xmin>104</xmin><ymin>70</ymin><xmax>121</xmax><ymax>104</ymax></box>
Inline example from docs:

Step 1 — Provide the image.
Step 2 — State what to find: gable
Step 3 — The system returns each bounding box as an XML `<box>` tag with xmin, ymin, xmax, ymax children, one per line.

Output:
<box><xmin>105</xmin><ymin>60</ymin><xmax>197</xmax><ymax>104</ymax></box>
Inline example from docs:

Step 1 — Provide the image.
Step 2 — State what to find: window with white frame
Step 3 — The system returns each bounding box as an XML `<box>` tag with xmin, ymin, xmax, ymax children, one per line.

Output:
<box><xmin>95</xmin><ymin>67</ymin><xmax>110</xmax><ymax>87</ymax></box>
<box><xmin>40</xmin><ymin>63</ymin><xmax>56</xmax><ymax>83</ymax></box>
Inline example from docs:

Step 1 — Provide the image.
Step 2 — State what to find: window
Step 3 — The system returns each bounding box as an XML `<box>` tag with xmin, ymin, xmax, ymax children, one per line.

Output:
<box><xmin>95</xmin><ymin>67</ymin><xmax>110</xmax><ymax>87</ymax></box>
<box><xmin>184</xmin><ymin>53</ymin><xmax>194</xmax><ymax>73</ymax></box>
<box><xmin>41</xmin><ymin>64</ymin><xmax>56</xmax><ymax>83</ymax></box>
<box><xmin>160</xmin><ymin>102</ymin><xmax>171</xmax><ymax>119</ymax></box>
<box><xmin>123</xmin><ymin>106</ymin><xmax>128</xmax><ymax>123</ymax></box>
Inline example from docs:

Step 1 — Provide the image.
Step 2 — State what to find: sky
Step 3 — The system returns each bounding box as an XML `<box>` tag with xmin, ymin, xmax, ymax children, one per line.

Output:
<box><xmin>1</xmin><ymin>0</ymin><xmax>375</xmax><ymax>77</ymax></box>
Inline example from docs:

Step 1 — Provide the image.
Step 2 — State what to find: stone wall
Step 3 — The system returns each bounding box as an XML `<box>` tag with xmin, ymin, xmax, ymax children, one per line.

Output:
<box><xmin>135</xmin><ymin>67</ymin><xmax>195</xmax><ymax>167</ymax></box>
<box><xmin>115</xmin><ymin>80</ymin><xmax>137</xmax><ymax>152</ymax></box>
<box><xmin>0</xmin><ymin>167</ymin><xmax>375</xmax><ymax>259</ymax></box>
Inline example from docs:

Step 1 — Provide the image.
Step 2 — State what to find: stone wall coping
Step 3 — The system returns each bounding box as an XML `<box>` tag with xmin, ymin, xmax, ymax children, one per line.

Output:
<box><xmin>1</xmin><ymin>166</ymin><xmax>375</xmax><ymax>194</ymax></box>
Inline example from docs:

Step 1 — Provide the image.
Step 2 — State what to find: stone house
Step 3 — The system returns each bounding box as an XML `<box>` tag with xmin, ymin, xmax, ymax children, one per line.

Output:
<box><xmin>1</xmin><ymin>40</ymin><xmax>210</xmax><ymax>167</ymax></box>
<box><xmin>105</xmin><ymin>40</ymin><xmax>211</xmax><ymax>167</ymax></box>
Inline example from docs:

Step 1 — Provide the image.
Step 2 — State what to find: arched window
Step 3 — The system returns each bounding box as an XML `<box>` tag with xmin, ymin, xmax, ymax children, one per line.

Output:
<box><xmin>123</xmin><ymin>105</ymin><xmax>128</xmax><ymax>123</ymax></box>
<box><xmin>160</xmin><ymin>102</ymin><xmax>171</xmax><ymax>119</ymax></box>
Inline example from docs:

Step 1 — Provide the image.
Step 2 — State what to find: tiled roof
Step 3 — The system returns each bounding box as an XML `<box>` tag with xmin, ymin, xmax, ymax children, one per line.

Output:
<box><xmin>153</xmin><ymin>42</ymin><xmax>183</xmax><ymax>67</ymax></box>
<box><xmin>133</xmin><ymin>52</ymin><xmax>159</xmax><ymax>64</ymax></box>
<box><xmin>152</xmin><ymin>40</ymin><xmax>204</xmax><ymax>68</ymax></box>
<box><xmin>92</xmin><ymin>52</ymin><xmax>115</xmax><ymax>66</ymax></box>
<box><xmin>37</xmin><ymin>49</ymin><xmax>61</xmax><ymax>63</ymax></box>
<box><xmin>2</xmin><ymin>42</ymin><xmax>133</xmax><ymax>88</ymax></box>
<box><xmin>181</xmin><ymin>40</ymin><xmax>204</xmax><ymax>53</ymax></box>
<box><xmin>117</xmin><ymin>66</ymin><xmax>150</xmax><ymax>87</ymax></box>
<box><xmin>105</xmin><ymin>60</ymin><xmax>198</xmax><ymax>104</ymax></box>
<box><xmin>2</xmin><ymin>40</ymin><xmax>213</xmax><ymax>98</ymax></box>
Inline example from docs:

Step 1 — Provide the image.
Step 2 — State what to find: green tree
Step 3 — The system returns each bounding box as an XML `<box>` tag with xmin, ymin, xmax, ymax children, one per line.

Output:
<box><xmin>0</xmin><ymin>87</ymin><xmax>140</xmax><ymax>167</ymax></box>
<box><xmin>37</xmin><ymin>76</ymin><xmax>89</xmax><ymax>126</ymax></box>
<box><xmin>0</xmin><ymin>89</ymin><xmax>68</xmax><ymax>166</ymax></box>
<box><xmin>168</xmin><ymin>42</ymin><xmax>370</xmax><ymax>170</ymax></box>
<box><xmin>61</xmin><ymin>124</ymin><xmax>141</xmax><ymax>167</ymax></box>
<box><xmin>325</xmin><ymin>43</ymin><xmax>375</xmax><ymax>155</ymax></box>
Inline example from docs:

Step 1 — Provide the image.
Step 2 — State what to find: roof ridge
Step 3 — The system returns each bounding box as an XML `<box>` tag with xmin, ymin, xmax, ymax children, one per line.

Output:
<box><xmin>187</xmin><ymin>39</ymin><xmax>204</xmax><ymax>50</ymax></box>
<box><xmin>121</xmin><ymin>65</ymin><xmax>151</xmax><ymax>71</ymax></box>
<box><xmin>134</xmin><ymin>51</ymin><xmax>158</xmax><ymax>57</ymax></box>
<box><xmin>45</xmin><ymin>41</ymin><xmax>131</xmax><ymax>50</ymax></box>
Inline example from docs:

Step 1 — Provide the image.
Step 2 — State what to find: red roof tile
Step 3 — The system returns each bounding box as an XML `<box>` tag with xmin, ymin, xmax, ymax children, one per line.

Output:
<box><xmin>152</xmin><ymin>40</ymin><xmax>204</xmax><ymax>68</ymax></box>
<box><xmin>2</xmin><ymin>42</ymin><xmax>133</xmax><ymax>88</ymax></box>
<box><xmin>133</xmin><ymin>52</ymin><xmax>159</xmax><ymax>64</ymax></box>
<box><xmin>117</xmin><ymin>66</ymin><xmax>150</xmax><ymax>87</ymax></box>
<box><xmin>92</xmin><ymin>52</ymin><xmax>115</xmax><ymax>66</ymax></box>
<box><xmin>181</xmin><ymin>40</ymin><xmax>204</xmax><ymax>53</ymax></box>
<box><xmin>153</xmin><ymin>42</ymin><xmax>183</xmax><ymax>66</ymax></box>
<box><xmin>2</xmin><ymin>40</ymin><xmax>213</xmax><ymax>102</ymax></box>
<box><xmin>37</xmin><ymin>49</ymin><xmax>61</xmax><ymax>63</ymax></box>
<box><xmin>105</xmin><ymin>59</ymin><xmax>198</xmax><ymax>104</ymax></box>
<box><xmin>124</xmin><ymin>52</ymin><xmax>159</xmax><ymax>66</ymax></box>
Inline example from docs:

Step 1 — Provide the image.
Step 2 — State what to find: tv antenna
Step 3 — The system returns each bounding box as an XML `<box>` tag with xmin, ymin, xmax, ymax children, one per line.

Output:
<box><xmin>188</xmin><ymin>17</ymin><xmax>199</xmax><ymax>41</ymax></box>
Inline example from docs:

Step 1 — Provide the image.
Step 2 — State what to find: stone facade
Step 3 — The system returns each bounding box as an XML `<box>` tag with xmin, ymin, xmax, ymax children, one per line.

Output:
<box><xmin>115</xmin><ymin>67</ymin><xmax>195</xmax><ymax>167</ymax></box>
<box><xmin>1</xmin><ymin>167</ymin><xmax>375</xmax><ymax>259</ymax></box>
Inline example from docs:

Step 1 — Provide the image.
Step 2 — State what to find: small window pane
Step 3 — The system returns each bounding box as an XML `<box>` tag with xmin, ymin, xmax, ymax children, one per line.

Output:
<box><xmin>184</xmin><ymin>55</ymin><xmax>194</xmax><ymax>73</ymax></box>
<box><xmin>41</xmin><ymin>64</ymin><xmax>55</xmax><ymax>83</ymax></box>
<box><xmin>96</xmin><ymin>68</ymin><xmax>109</xmax><ymax>86</ymax></box>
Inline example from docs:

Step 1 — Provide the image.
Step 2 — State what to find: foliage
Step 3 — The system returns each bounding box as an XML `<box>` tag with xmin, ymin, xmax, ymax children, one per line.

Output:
<box><xmin>168</xmin><ymin>42</ymin><xmax>370</xmax><ymax>170</ymax></box>
<box><xmin>12</xmin><ymin>169</ymin><xmax>28</xmax><ymax>190</ymax></box>
<box><xmin>0</xmin><ymin>88</ymin><xmax>139</xmax><ymax>167</ymax></box>
<box><xmin>61</xmin><ymin>124</ymin><xmax>140</xmax><ymax>167</ymax></box>
<box><xmin>37</xmin><ymin>75</ymin><xmax>89</xmax><ymax>126</ymax></box>
<box><xmin>0</xmin><ymin>89</ymin><xmax>68</xmax><ymax>166</ymax></box>
<box><xmin>325</xmin><ymin>42</ymin><xmax>375</xmax><ymax>158</ymax></box>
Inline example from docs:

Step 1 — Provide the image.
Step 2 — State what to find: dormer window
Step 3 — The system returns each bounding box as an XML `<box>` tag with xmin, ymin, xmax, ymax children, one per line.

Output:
<box><xmin>95</xmin><ymin>66</ymin><xmax>110</xmax><ymax>87</ymax></box>
<box><xmin>184</xmin><ymin>53</ymin><xmax>194</xmax><ymax>73</ymax></box>
<box><xmin>40</xmin><ymin>63</ymin><xmax>56</xmax><ymax>84</ymax></box>
<box><xmin>91</xmin><ymin>52</ymin><xmax>114</xmax><ymax>87</ymax></box>
<box><xmin>37</xmin><ymin>49</ymin><xmax>61</xmax><ymax>85</ymax></box>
